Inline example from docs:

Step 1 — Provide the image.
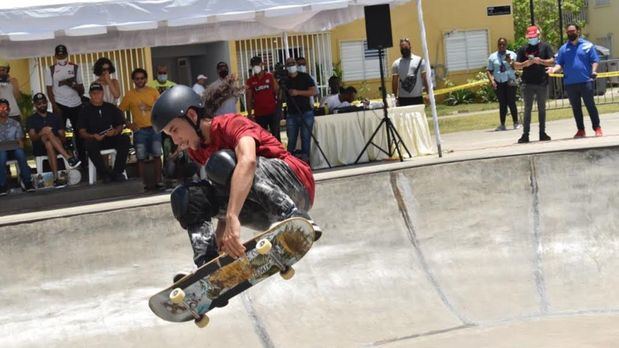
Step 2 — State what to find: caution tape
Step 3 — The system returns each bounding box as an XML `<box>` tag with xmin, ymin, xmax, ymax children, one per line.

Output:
<box><xmin>549</xmin><ymin>71</ymin><xmax>619</xmax><ymax>78</ymax></box>
<box><xmin>430</xmin><ymin>80</ymin><xmax>489</xmax><ymax>97</ymax></box>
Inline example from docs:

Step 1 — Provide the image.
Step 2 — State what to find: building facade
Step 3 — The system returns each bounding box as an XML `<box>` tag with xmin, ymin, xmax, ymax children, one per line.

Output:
<box><xmin>586</xmin><ymin>0</ymin><xmax>617</xmax><ymax>57</ymax></box>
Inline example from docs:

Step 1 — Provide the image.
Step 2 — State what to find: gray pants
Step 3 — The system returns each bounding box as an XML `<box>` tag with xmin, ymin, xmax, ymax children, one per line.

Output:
<box><xmin>521</xmin><ymin>83</ymin><xmax>548</xmax><ymax>135</ymax></box>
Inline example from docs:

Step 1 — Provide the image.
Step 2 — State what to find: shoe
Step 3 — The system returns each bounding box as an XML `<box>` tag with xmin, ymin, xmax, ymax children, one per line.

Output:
<box><xmin>156</xmin><ymin>182</ymin><xmax>166</xmax><ymax>190</ymax></box>
<box><xmin>67</xmin><ymin>156</ymin><xmax>81</xmax><ymax>169</ymax></box>
<box><xmin>514</xmin><ymin>123</ymin><xmax>522</xmax><ymax>129</ymax></box>
<box><xmin>539</xmin><ymin>133</ymin><xmax>551</xmax><ymax>141</ymax></box>
<box><xmin>574</xmin><ymin>129</ymin><xmax>586</xmax><ymax>138</ymax></box>
<box><xmin>517</xmin><ymin>134</ymin><xmax>529</xmax><ymax>144</ymax></box>
<box><xmin>23</xmin><ymin>181</ymin><xmax>36</xmax><ymax>192</ymax></box>
<box><xmin>112</xmin><ymin>173</ymin><xmax>127</xmax><ymax>182</ymax></box>
<box><xmin>53</xmin><ymin>178</ymin><xmax>67</xmax><ymax>189</ymax></box>
<box><xmin>173</xmin><ymin>272</ymin><xmax>189</xmax><ymax>283</ymax></box>
<box><xmin>495</xmin><ymin>124</ymin><xmax>507</xmax><ymax>131</ymax></box>
<box><xmin>0</xmin><ymin>185</ymin><xmax>8</xmax><ymax>196</ymax></box>
<box><xmin>594</xmin><ymin>127</ymin><xmax>603</xmax><ymax>137</ymax></box>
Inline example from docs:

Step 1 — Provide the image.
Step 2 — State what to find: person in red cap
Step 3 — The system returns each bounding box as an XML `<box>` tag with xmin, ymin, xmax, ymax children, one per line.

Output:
<box><xmin>514</xmin><ymin>25</ymin><xmax>555</xmax><ymax>143</ymax></box>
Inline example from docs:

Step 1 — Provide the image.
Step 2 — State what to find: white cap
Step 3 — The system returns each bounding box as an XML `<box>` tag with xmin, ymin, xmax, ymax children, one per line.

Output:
<box><xmin>196</xmin><ymin>74</ymin><xmax>207</xmax><ymax>80</ymax></box>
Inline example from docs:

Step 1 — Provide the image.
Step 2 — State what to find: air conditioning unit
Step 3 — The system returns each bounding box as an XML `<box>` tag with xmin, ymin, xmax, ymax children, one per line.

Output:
<box><xmin>177</xmin><ymin>57</ymin><xmax>192</xmax><ymax>86</ymax></box>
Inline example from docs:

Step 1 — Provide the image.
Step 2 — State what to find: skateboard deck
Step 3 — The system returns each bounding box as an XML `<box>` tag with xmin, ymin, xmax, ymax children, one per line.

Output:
<box><xmin>32</xmin><ymin>169</ymin><xmax>81</xmax><ymax>189</ymax></box>
<box><xmin>148</xmin><ymin>217</ymin><xmax>315</xmax><ymax>327</ymax></box>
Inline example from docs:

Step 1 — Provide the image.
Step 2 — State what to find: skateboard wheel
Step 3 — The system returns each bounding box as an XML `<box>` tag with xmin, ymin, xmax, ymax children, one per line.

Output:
<box><xmin>169</xmin><ymin>288</ymin><xmax>186</xmax><ymax>304</ymax></box>
<box><xmin>256</xmin><ymin>239</ymin><xmax>272</xmax><ymax>255</ymax></box>
<box><xmin>195</xmin><ymin>314</ymin><xmax>210</xmax><ymax>328</ymax></box>
<box><xmin>280</xmin><ymin>267</ymin><xmax>295</xmax><ymax>280</ymax></box>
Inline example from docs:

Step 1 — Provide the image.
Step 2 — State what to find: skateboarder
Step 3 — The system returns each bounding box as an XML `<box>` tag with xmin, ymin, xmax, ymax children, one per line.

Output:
<box><xmin>151</xmin><ymin>85</ymin><xmax>321</xmax><ymax>267</ymax></box>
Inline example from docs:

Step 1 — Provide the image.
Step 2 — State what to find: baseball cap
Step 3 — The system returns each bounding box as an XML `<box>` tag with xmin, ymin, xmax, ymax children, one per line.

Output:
<box><xmin>526</xmin><ymin>26</ymin><xmax>540</xmax><ymax>39</ymax></box>
<box><xmin>89</xmin><ymin>82</ymin><xmax>103</xmax><ymax>92</ymax></box>
<box><xmin>196</xmin><ymin>74</ymin><xmax>207</xmax><ymax>80</ymax></box>
<box><xmin>32</xmin><ymin>93</ymin><xmax>47</xmax><ymax>102</ymax></box>
<box><xmin>55</xmin><ymin>44</ymin><xmax>68</xmax><ymax>56</ymax></box>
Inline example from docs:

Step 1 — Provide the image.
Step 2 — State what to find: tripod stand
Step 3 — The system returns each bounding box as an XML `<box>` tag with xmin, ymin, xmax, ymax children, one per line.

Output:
<box><xmin>355</xmin><ymin>48</ymin><xmax>411</xmax><ymax>164</ymax></box>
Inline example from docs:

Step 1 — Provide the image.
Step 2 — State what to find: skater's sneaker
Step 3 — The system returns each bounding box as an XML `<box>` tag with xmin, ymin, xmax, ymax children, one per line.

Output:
<box><xmin>495</xmin><ymin>124</ymin><xmax>506</xmax><ymax>131</ymax></box>
<box><xmin>67</xmin><ymin>156</ymin><xmax>81</xmax><ymax>169</ymax></box>
<box><xmin>574</xmin><ymin>129</ymin><xmax>586</xmax><ymax>138</ymax></box>
<box><xmin>539</xmin><ymin>133</ymin><xmax>551</xmax><ymax>141</ymax></box>
<box><xmin>173</xmin><ymin>272</ymin><xmax>189</xmax><ymax>283</ymax></box>
<box><xmin>594</xmin><ymin>127</ymin><xmax>603</xmax><ymax>137</ymax></box>
<box><xmin>0</xmin><ymin>185</ymin><xmax>8</xmax><ymax>196</ymax></box>
<box><xmin>517</xmin><ymin>134</ymin><xmax>529</xmax><ymax>144</ymax></box>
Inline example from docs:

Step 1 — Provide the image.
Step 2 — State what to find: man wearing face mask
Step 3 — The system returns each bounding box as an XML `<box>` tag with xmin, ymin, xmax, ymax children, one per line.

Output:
<box><xmin>204</xmin><ymin>62</ymin><xmax>239</xmax><ymax>116</ymax></box>
<box><xmin>148</xmin><ymin>65</ymin><xmax>176</xmax><ymax>94</ymax></box>
<box><xmin>45</xmin><ymin>45</ymin><xmax>86</xmax><ymax>168</ymax></box>
<box><xmin>0</xmin><ymin>59</ymin><xmax>22</xmax><ymax>122</ymax></box>
<box><xmin>392</xmin><ymin>38</ymin><xmax>428</xmax><ymax>106</ymax></box>
<box><xmin>515</xmin><ymin>26</ymin><xmax>554</xmax><ymax>143</ymax></box>
<box><xmin>296</xmin><ymin>57</ymin><xmax>318</xmax><ymax>109</ymax></box>
<box><xmin>284</xmin><ymin>57</ymin><xmax>316</xmax><ymax>163</ymax></box>
<box><xmin>547</xmin><ymin>23</ymin><xmax>602</xmax><ymax>138</ymax></box>
<box><xmin>246</xmin><ymin>56</ymin><xmax>280</xmax><ymax>140</ymax></box>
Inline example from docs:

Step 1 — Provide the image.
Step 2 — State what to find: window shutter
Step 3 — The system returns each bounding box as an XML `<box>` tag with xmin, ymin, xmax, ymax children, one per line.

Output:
<box><xmin>445</xmin><ymin>30</ymin><xmax>489</xmax><ymax>72</ymax></box>
<box><xmin>340</xmin><ymin>40</ymin><xmax>388</xmax><ymax>81</ymax></box>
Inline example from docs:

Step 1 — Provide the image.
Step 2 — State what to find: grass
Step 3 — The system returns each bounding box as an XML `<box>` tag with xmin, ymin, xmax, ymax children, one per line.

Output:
<box><xmin>427</xmin><ymin>103</ymin><xmax>619</xmax><ymax>134</ymax></box>
<box><xmin>429</xmin><ymin>102</ymin><xmax>500</xmax><ymax>116</ymax></box>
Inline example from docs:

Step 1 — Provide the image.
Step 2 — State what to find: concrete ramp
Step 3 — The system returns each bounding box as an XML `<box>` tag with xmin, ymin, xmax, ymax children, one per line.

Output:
<box><xmin>1</xmin><ymin>148</ymin><xmax>619</xmax><ymax>347</ymax></box>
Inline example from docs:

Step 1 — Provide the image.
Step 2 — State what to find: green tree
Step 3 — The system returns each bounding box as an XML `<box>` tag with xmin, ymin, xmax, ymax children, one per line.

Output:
<box><xmin>512</xmin><ymin>0</ymin><xmax>586</xmax><ymax>50</ymax></box>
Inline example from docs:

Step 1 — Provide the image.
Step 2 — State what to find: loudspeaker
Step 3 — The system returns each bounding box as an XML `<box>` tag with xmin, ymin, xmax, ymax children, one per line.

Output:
<box><xmin>364</xmin><ymin>4</ymin><xmax>393</xmax><ymax>50</ymax></box>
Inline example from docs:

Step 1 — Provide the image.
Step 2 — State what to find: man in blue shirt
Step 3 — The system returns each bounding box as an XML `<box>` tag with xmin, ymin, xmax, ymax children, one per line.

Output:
<box><xmin>548</xmin><ymin>23</ymin><xmax>602</xmax><ymax>138</ymax></box>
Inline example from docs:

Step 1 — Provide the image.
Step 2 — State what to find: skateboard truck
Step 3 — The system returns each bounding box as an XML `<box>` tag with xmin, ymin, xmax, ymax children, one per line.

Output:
<box><xmin>169</xmin><ymin>288</ymin><xmax>210</xmax><ymax>328</ymax></box>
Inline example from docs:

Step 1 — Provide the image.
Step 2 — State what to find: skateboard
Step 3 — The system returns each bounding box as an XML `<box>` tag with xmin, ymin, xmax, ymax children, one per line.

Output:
<box><xmin>32</xmin><ymin>169</ymin><xmax>81</xmax><ymax>189</ymax></box>
<box><xmin>148</xmin><ymin>217</ymin><xmax>315</xmax><ymax>328</ymax></box>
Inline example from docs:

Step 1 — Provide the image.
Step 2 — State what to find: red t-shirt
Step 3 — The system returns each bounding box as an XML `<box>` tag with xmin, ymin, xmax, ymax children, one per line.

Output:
<box><xmin>188</xmin><ymin>114</ymin><xmax>315</xmax><ymax>204</ymax></box>
<box><xmin>246</xmin><ymin>72</ymin><xmax>277</xmax><ymax>117</ymax></box>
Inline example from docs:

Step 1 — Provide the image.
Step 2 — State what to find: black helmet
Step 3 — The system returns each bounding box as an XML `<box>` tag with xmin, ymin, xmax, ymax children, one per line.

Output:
<box><xmin>151</xmin><ymin>85</ymin><xmax>204</xmax><ymax>132</ymax></box>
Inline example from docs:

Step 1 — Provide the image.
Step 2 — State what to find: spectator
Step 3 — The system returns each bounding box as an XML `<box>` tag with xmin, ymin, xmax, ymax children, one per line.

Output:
<box><xmin>392</xmin><ymin>38</ymin><xmax>428</xmax><ymax>106</ymax></box>
<box><xmin>328</xmin><ymin>74</ymin><xmax>341</xmax><ymax>96</ymax></box>
<box><xmin>0</xmin><ymin>98</ymin><xmax>34</xmax><ymax>195</ymax></box>
<box><xmin>321</xmin><ymin>86</ymin><xmax>357</xmax><ymax>113</ymax></box>
<box><xmin>93</xmin><ymin>57</ymin><xmax>120</xmax><ymax>105</ymax></box>
<box><xmin>284</xmin><ymin>57</ymin><xmax>316</xmax><ymax>163</ymax></box>
<box><xmin>0</xmin><ymin>58</ymin><xmax>22</xmax><ymax>122</ymax></box>
<box><xmin>27</xmin><ymin>93</ymin><xmax>81</xmax><ymax>186</ymax></box>
<box><xmin>296</xmin><ymin>57</ymin><xmax>318</xmax><ymax>109</ymax></box>
<box><xmin>548</xmin><ymin>23</ymin><xmax>602</xmax><ymax>138</ymax></box>
<box><xmin>515</xmin><ymin>26</ymin><xmax>554</xmax><ymax>143</ymax></box>
<box><xmin>119</xmin><ymin>68</ymin><xmax>163</xmax><ymax>189</ymax></box>
<box><xmin>487</xmin><ymin>37</ymin><xmax>520</xmax><ymax>131</ymax></box>
<box><xmin>246</xmin><ymin>56</ymin><xmax>280</xmax><ymax>140</ymax></box>
<box><xmin>78</xmin><ymin>83</ymin><xmax>130</xmax><ymax>183</ymax></box>
<box><xmin>45</xmin><ymin>44</ymin><xmax>86</xmax><ymax>166</ymax></box>
<box><xmin>192</xmin><ymin>74</ymin><xmax>208</xmax><ymax>96</ymax></box>
<box><xmin>204</xmin><ymin>61</ymin><xmax>238</xmax><ymax>116</ymax></box>
<box><xmin>147</xmin><ymin>65</ymin><xmax>176</xmax><ymax>94</ymax></box>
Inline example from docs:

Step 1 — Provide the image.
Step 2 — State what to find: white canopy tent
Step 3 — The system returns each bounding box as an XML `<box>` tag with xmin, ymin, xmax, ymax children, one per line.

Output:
<box><xmin>0</xmin><ymin>0</ymin><xmax>441</xmax><ymax>155</ymax></box>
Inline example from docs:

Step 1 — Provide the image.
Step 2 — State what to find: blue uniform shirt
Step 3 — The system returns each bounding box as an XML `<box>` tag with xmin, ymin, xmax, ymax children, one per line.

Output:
<box><xmin>487</xmin><ymin>50</ymin><xmax>517</xmax><ymax>83</ymax></box>
<box><xmin>556</xmin><ymin>38</ymin><xmax>599</xmax><ymax>85</ymax></box>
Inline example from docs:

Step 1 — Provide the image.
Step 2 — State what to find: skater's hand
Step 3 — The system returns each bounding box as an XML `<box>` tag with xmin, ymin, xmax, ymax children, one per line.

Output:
<box><xmin>221</xmin><ymin>215</ymin><xmax>245</xmax><ymax>259</ymax></box>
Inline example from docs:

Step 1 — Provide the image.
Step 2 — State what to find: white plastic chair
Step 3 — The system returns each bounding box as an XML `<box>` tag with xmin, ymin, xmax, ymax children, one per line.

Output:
<box><xmin>35</xmin><ymin>154</ymin><xmax>67</xmax><ymax>174</ymax></box>
<box><xmin>88</xmin><ymin>149</ymin><xmax>126</xmax><ymax>184</ymax></box>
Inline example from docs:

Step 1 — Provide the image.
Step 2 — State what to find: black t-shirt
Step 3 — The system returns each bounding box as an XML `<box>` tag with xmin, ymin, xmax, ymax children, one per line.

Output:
<box><xmin>517</xmin><ymin>42</ymin><xmax>554</xmax><ymax>85</ymax></box>
<box><xmin>285</xmin><ymin>72</ymin><xmax>315</xmax><ymax>114</ymax></box>
<box><xmin>77</xmin><ymin>102</ymin><xmax>125</xmax><ymax>135</ymax></box>
<box><xmin>27</xmin><ymin>112</ymin><xmax>63</xmax><ymax>136</ymax></box>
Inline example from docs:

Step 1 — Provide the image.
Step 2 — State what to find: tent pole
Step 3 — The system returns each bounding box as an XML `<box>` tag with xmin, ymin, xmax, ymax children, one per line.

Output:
<box><xmin>416</xmin><ymin>0</ymin><xmax>442</xmax><ymax>157</ymax></box>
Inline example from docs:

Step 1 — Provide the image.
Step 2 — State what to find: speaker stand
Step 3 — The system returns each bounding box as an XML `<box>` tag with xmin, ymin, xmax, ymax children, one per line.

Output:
<box><xmin>355</xmin><ymin>48</ymin><xmax>411</xmax><ymax>164</ymax></box>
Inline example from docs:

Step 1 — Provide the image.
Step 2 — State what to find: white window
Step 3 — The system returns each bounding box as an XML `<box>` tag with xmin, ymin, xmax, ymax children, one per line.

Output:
<box><xmin>444</xmin><ymin>29</ymin><xmax>489</xmax><ymax>72</ymax></box>
<box><xmin>340</xmin><ymin>40</ymin><xmax>388</xmax><ymax>81</ymax></box>
<box><xmin>595</xmin><ymin>0</ymin><xmax>610</xmax><ymax>6</ymax></box>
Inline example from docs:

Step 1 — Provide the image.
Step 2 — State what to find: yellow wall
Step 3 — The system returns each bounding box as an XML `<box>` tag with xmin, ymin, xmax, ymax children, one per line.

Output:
<box><xmin>586</xmin><ymin>1</ymin><xmax>618</xmax><ymax>57</ymax></box>
<box><xmin>330</xmin><ymin>1</ymin><xmax>514</xmax><ymax>98</ymax></box>
<box><xmin>6</xmin><ymin>59</ymin><xmax>32</xmax><ymax>95</ymax></box>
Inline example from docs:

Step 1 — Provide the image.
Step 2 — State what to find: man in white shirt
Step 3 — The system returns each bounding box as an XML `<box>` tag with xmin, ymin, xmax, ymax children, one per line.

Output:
<box><xmin>45</xmin><ymin>44</ymin><xmax>86</xmax><ymax>167</ymax></box>
<box><xmin>391</xmin><ymin>38</ymin><xmax>428</xmax><ymax>106</ymax></box>
<box><xmin>192</xmin><ymin>74</ymin><xmax>208</xmax><ymax>96</ymax></box>
<box><xmin>321</xmin><ymin>86</ymin><xmax>357</xmax><ymax>114</ymax></box>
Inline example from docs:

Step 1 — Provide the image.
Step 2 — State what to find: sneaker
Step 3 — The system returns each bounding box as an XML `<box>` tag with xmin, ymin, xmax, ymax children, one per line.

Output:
<box><xmin>514</xmin><ymin>123</ymin><xmax>522</xmax><ymax>129</ymax></box>
<box><xmin>23</xmin><ymin>181</ymin><xmax>36</xmax><ymax>192</ymax></box>
<box><xmin>173</xmin><ymin>272</ymin><xmax>189</xmax><ymax>283</ymax></box>
<box><xmin>594</xmin><ymin>127</ymin><xmax>603</xmax><ymax>137</ymax></box>
<box><xmin>495</xmin><ymin>124</ymin><xmax>507</xmax><ymax>131</ymax></box>
<box><xmin>539</xmin><ymin>133</ymin><xmax>551</xmax><ymax>141</ymax></box>
<box><xmin>517</xmin><ymin>134</ymin><xmax>529</xmax><ymax>144</ymax></box>
<box><xmin>53</xmin><ymin>178</ymin><xmax>67</xmax><ymax>189</ymax></box>
<box><xmin>67</xmin><ymin>156</ymin><xmax>81</xmax><ymax>169</ymax></box>
<box><xmin>112</xmin><ymin>173</ymin><xmax>127</xmax><ymax>182</ymax></box>
<box><xmin>0</xmin><ymin>185</ymin><xmax>8</xmax><ymax>196</ymax></box>
<box><xmin>574</xmin><ymin>129</ymin><xmax>586</xmax><ymax>138</ymax></box>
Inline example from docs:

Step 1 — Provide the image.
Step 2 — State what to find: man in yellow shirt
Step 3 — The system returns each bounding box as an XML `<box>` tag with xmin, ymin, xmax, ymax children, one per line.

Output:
<box><xmin>120</xmin><ymin>68</ymin><xmax>162</xmax><ymax>189</ymax></box>
<box><xmin>147</xmin><ymin>65</ymin><xmax>176</xmax><ymax>94</ymax></box>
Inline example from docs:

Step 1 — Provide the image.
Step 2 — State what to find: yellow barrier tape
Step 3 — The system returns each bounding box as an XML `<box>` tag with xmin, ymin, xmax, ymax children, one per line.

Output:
<box><xmin>549</xmin><ymin>71</ymin><xmax>619</xmax><ymax>78</ymax></box>
<box><xmin>430</xmin><ymin>80</ymin><xmax>489</xmax><ymax>97</ymax></box>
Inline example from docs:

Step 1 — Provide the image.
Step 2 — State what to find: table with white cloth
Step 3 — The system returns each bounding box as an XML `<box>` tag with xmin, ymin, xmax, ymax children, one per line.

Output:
<box><xmin>309</xmin><ymin>105</ymin><xmax>434</xmax><ymax>169</ymax></box>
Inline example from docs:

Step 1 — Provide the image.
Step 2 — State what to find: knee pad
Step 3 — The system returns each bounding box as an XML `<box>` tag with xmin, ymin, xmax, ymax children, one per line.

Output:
<box><xmin>205</xmin><ymin>149</ymin><xmax>237</xmax><ymax>188</ymax></box>
<box><xmin>170</xmin><ymin>181</ymin><xmax>220</xmax><ymax>229</ymax></box>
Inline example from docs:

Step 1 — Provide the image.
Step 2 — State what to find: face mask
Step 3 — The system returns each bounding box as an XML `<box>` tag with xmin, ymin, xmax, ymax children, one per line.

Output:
<box><xmin>287</xmin><ymin>65</ymin><xmax>298</xmax><ymax>74</ymax></box>
<box><xmin>57</xmin><ymin>58</ymin><xmax>68</xmax><ymax>65</ymax></box>
<box><xmin>218</xmin><ymin>69</ymin><xmax>229</xmax><ymax>78</ymax></box>
<box><xmin>401</xmin><ymin>48</ymin><xmax>411</xmax><ymax>57</ymax></box>
<box><xmin>298</xmin><ymin>65</ymin><xmax>307</xmax><ymax>73</ymax></box>
<box><xmin>253</xmin><ymin>66</ymin><xmax>262</xmax><ymax>75</ymax></box>
<box><xmin>567</xmin><ymin>33</ymin><xmax>578</xmax><ymax>41</ymax></box>
<box><xmin>528</xmin><ymin>38</ymin><xmax>540</xmax><ymax>46</ymax></box>
<box><xmin>157</xmin><ymin>74</ymin><xmax>167</xmax><ymax>83</ymax></box>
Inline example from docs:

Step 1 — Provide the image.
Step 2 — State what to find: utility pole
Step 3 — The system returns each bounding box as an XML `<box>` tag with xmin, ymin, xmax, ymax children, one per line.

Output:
<box><xmin>558</xmin><ymin>0</ymin><xmax>564</xmax><ymax>43</ymax></box>
<box><xmin>530</xmin><ymin>0</ymin><xmax>535</xmax><ymax>25</ymax></box>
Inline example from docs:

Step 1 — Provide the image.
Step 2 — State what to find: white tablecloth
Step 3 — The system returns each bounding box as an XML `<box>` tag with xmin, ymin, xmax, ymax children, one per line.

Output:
<box><xmin>310</xmin><ymin>105</ymin><xmax>433</xmax><ymax>169</ymax></box>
